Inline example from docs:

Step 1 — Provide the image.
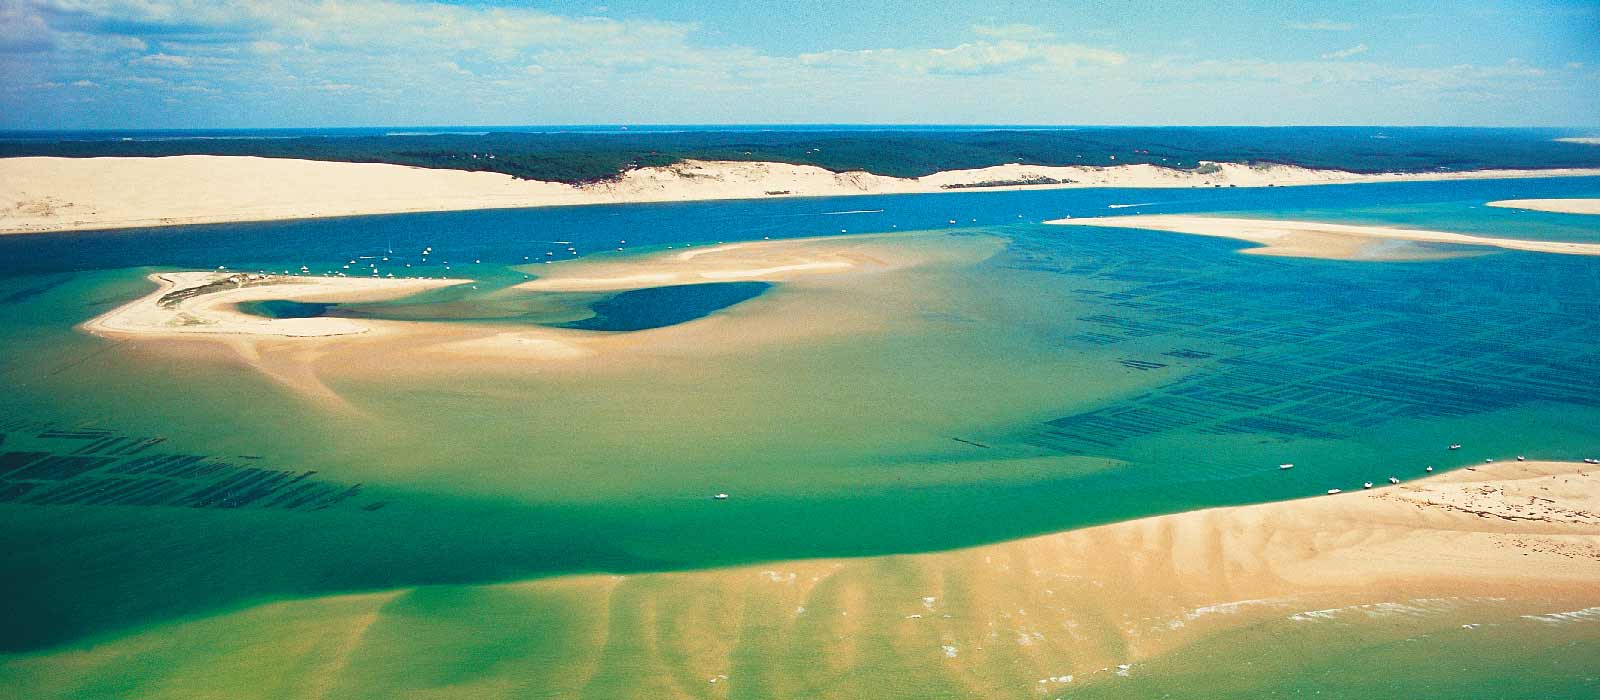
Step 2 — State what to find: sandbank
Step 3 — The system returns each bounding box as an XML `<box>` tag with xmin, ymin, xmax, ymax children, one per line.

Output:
<box><xmin>81</xmin><ymin>233</ymin><xmax>1003</xmax><ymax>401</ymax></box>
<box><xmin>1487</xmin><ymin>198</ymin><xmax>1600</xmax><ymax>215</ymax></box>
<box><xmin>5</xmin><ymin>155</ymin><xmax>1600</xmax><ymax>235</ymax></box>
<box><xmin>83</xmin><ymin>271</ymin><xmax>468</xmax><ymax>339</ymax></box>
<box><xmin>4</xmin><ymin>460</ymin><xmax>1595</xmax><ymax>697</ymax></box>
<box><xmin>514</xmin><ymin>234</ymin><xmax>926</xmax><ymax>292</ymax></box>
<box><xmin>1050</xmin><ymin>214</ymin><xmax>1600</xmax><ymax>259</ymax></box>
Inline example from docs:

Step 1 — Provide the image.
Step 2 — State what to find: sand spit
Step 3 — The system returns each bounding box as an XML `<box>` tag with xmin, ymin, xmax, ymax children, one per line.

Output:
<box><xmin>5</xmin><ymin>155</ymin><xmax>1600</xmax><ymax>235</ymax></box>
<box><xmin>80</xmin><ymin>233</ymin><xmax>1001</xmax><ymax>401</ymax></box>
<box><xmin>3</xmin><ymin>460</ymin><xmax>1596</xmax><ymax>698</ymax></box>
<box><xmin>1487</xmin><ymin>198</ymin><xmax>1600</xmax><ymax>215</ymax></box>
<box><xmin>1050</xmin><ymin>214</ymin><xmax>1600</xmax><ymax>260</ymax></box>
<box><xmin>516</xmin><ymin>234</ymin><xmax>924</xmax><ymax>292</ymax></box>
<box><xmin>83</xmin><ymin>271</ymin><xmax>468</xmax><ymax>339</ymax></box>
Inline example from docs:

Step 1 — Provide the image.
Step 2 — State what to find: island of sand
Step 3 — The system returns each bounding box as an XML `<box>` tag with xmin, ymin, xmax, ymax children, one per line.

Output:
<box><xmin>1487</xmin><ymin>198</ymin><xmax>1600</xmax><ymax>215</ymax></box>
<box><xmin>1050</xmin><ymin>214</ymin><xmax>1600</xmax><ymax>260</ymax></box>
<box><xmin>3</xmin><ymin>458</ymin><xmax>1596</xmax><ymax>697</ymax></box>
<box><xmin>83</xmin><ymin>271</ymin><xmax>470</xmax><ymax>339</ymax></box>
<box><xmin>81</xmin><ymin>232</ymin><xmax>1002</xmax><ymax>401</ymax></box>
<box><xmin>5</xmin><ymin>155</ymin><xmax>1600</xmax><ymax>235</ymax></box>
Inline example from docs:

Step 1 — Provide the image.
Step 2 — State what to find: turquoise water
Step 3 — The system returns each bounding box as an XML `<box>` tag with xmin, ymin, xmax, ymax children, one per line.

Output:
<box><xmin>238</xmin><ymin>299</ymin><xmax>336</xmax><ymax>319</ymax></box>
<box><xmin>238</xmin><ymin>281</ymin><xmax>773</xmax><ymax>331</ymax></box>
<box><xmin>0</xmin><ymin>176</ymin><xmax>1598</xmax><ymax>655</ymax></box>
<box><xmin>553</xmin><ymin>282</ymin><xmax>772</xmax><ymax>331</ymax></box>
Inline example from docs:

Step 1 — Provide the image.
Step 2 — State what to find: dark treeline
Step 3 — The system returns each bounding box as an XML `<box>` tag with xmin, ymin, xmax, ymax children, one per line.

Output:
<box><xmin>2</xmin><ymin>127</ymin><xmax>1596</xmax><ymax>183</ymax></box>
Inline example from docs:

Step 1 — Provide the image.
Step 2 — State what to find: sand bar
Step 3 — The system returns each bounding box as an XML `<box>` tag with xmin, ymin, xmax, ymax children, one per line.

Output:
<box><xmin>4</xmin><ymin>460</ymin><xmax>1595</xmax><ymax>697</ymax></box>
<box><xmin>515</xmin><ymin>234</ymin><xmax>925</xmax><ymax>292</ymax></box>
<box><xmin>1051</xmin><ymin>214</ymin><xmax>1600</xmax><ymax>259</ymax></box>
<box><xmin>81</xmin><ymin>233</ymin><xmax>1002</xmax><ymax>402</ymax></box>
<box><xmin>83</xmin><ymin>271</ymin><xmax>469</xmax><ymax>339</ymax></box>
<box><xmin>1487</xmin><ymin>198</ymin><xmax>1600</xmax><ymax>215</ymax></box>
<box><xmin>5</xmin><ymin>155</ymin><xmax>1600</xmax><ymax>235</ymax></box>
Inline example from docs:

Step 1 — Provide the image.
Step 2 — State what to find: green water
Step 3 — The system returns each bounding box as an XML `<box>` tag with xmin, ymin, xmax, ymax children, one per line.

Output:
<box><xmin>1</xmin><ymin>180</ymin><xmax>1598</xmax><ymax>695</ymax></box>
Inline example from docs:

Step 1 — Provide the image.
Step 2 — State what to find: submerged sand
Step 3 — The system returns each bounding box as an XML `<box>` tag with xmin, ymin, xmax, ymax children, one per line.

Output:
<box><xmin>1487</xmin><ymin>198</ymin><xmax>1600</xmax><ymax>215</ymax></box>
<box><xmin>5</xmin><ymin>155</ymin><xmax>1600</xmax><ymax>235</ymax></box>
<box><xmin>1050</xmin><ymin>214</ymin><xmax>1600</xmax><ymax>260</ymax></box>
<box><xmin>81</xmin><ymin>233</ymin><xmax>1004</xmax><ymax>402</ymax></box>
<box><xmin>3</xmin><ymin>460</ymin><xmax>1595</xmax><ymax>698</ymax></box>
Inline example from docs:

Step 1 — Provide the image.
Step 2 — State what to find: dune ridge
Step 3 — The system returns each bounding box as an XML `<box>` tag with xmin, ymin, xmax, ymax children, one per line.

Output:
<box><xmin>5</xmin><ymin>155</ymin><xmax>1600</xmax><ymax>235</ymax></box>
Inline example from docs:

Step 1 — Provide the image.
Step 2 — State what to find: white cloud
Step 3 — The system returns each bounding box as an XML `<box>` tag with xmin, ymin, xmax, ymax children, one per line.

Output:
<box><xmin>800</xmin><ymin>39</ymin><xmax>1123</xmax><ymax>77</ymax></box>
<box><xmin>0</xmin><ymin>0</ymin><xmax>1593</xmax><ymax>127</ymax></box>
<box><xmin>1321</xmin><ymin>44</ymin><xmax>1369</xmax><ymax>60</ymax></box>
<box><xmin>132</xmin><ymin>52</ymin><xmax>191</xmax><ymax>67</ymax></box>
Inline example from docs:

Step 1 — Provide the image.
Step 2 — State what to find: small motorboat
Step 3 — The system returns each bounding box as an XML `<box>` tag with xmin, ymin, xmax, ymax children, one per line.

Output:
<box><xmin>1516</xmin><ymin>455</ymin><xmax>1526</xmax><ymax>461</ymax></box>
<box><xmin>1425</xmin><ymin>466</ymin><xmax>1435</xmax><ymax>472</ymax></box>
<box><xmin>1363</xmin><ymin>482</ymin><xmax>1373</xmax><ymax>489</ymax></box>
<box><xmin>1327</xmin><ymin>489</ymin><xmax>1342</xmax><ymax>495</ymax></box>
<box><xmin>1388</xmin><ymin>477</ymin><xmax>1400</xmax><ymax>485</ymax></box>
<box><xmin>712</xmin><ymin>493</ymin><xmax>730</xmax><ymax>501</ymax></box>
<box><xmin>1279</xmin><ymin>463</ymin><xmax>1295</xmax><ymax>470</ymax></box>
<box><xmin>1584</xmin><ymin>458</ymin><xmax>1599</xmax><ymax>465</ymax></box>
<box><xmin>1449</xmin><ymin>444</ymin><xmax>1462</xmax><ymax>450</ymax></box>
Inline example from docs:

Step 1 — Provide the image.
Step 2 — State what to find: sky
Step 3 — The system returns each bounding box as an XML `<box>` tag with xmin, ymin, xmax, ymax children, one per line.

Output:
<box><xmin>1</xmin><ymin>0</ymin><xmax>1597</xmax><ymax>129</ymax></box>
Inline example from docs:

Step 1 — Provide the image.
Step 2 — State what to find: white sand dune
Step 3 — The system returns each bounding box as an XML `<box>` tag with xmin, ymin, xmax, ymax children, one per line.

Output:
<box><xmin>5</xmin><ymin>155</ymin><xmax>1600</xmax><ymax>235</ymax></box>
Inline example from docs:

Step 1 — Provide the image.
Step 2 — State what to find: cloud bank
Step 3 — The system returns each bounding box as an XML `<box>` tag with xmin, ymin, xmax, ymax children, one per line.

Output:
<box><xmin>0</xmin><ymin>0</ymin><xmax>1594</xmax><ymax>127</ymax></box>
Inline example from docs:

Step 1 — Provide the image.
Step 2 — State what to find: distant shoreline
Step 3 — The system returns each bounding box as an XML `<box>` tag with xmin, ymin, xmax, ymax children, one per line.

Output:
<box><xmin>5</xmin><ymin>155</ymin><xmax>1600</xmax><ymax>236</ymax></box>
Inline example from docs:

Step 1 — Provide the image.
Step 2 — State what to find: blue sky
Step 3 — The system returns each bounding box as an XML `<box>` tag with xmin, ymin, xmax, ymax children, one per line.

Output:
<box><xmin>1</xmin><ymin>0</ymin><xmax>1596</xmax><ymax>128</ymax></box>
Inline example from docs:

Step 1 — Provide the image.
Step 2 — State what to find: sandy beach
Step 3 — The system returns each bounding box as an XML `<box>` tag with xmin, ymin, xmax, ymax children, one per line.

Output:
<box><xmin>1487</xmin><ymin>198</ymin><xmax>1600</xmax><ymax>215</ymax></box>
<box><xmin>1051</xmin><ymin>214</ymin><xmax>1600</xmax><ymax>259</ymax></box>
<box><xmin>5</xmin><ymin>458</ymin><xmax>1595</xmax><ymax>698</ymax></box>
<box><xmin>5</xmin><ymin>155</ymin><xmax>1600</xmax><ymax>235</ymax></box>
<box><xmin>83</xmin><ymin>271</ymin><xmax>469</xmax><ymax>339</ymax></box>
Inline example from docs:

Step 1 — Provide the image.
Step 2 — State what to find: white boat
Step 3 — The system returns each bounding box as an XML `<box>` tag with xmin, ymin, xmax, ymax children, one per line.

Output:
<box><xmin>1279</xmin><ymin>463</ymin><xmax>1294</xmax><ymax>470</ymax></box>
<box><xmin>1584</xmin><ymin>458</ymin><xmax>1599</xmax><ymax>464</ymax></box>
<box><xmin>1449</xmin><ymin>444</ymin><xmax>1461</xmax><ymax>450</ymax></box>
<box><xmin>1363</xmin><ymin>482</ymin><xmax>1373</xmax><ymax>489</ymax></box>
<box><xmin>1425</xmin><ymin>466</ymin><xmax>1434</xmax><ymax>472</ymax></box>
<box><xmin>713</xmin><ymin>493</ymin><xmax>729</xmax><ymax>500</ymax></box>
<box><xmin>1388</xmin><ymin>477</ymin><xmax>1400</xmax><ymax>484</ymax></box>
<box><xmin>1516</xmin><ymin>455</ymin><xmax>1525</xmax><ymax>461</ymax></box>
<box><xmin>1327</xmin><ymin>489</ymin><xmax>1342</xmax><ymax>495</ymax></box>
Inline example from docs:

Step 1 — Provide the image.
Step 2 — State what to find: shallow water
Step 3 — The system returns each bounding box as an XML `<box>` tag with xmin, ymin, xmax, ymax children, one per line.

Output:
<box><xmin>0</xmin><ymin>177</ymin><xmax>1597</xmax><ymax>681</ymax></box>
